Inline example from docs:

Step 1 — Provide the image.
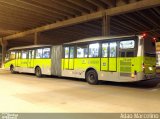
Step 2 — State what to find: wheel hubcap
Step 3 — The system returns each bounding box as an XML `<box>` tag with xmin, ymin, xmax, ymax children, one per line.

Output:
<box><xmin>36</xmin><ymin>69</ymin><xmax>40</xmax><ymax>76</ymax></box>
<box><xmin>89</xmin><ymin>74</ymin><xmax>95</xmax><ymax>81</ymax></box>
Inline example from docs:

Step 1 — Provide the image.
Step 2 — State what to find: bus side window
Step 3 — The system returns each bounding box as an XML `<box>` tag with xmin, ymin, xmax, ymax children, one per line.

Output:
<box><xmin>28</xmin><ymin>50</ymin><xmax>35</xmax><ymax>59</ymax></box>
<box><xmin>69</xmin><ymin>47</ymin><xmax>74</xmax><ymax>58</ymax></box>
<box><xmin>89</xmin><ymin>43</ymin><xmax>99</xmax><ymax>58</ymax></box>
<box><xmin>126</xmin><ymin>51</ymin><xmax>134</xmax><ymax>57</ymax></box>
<box><xmin>43</xmin><ymin>48</ymin><xmax>50</xmax><ymax>58</ymax></box>
<box><xmin>102</xmin><ymin>43</ymin><xmax>108</xmax><ymax>57</ymax></box>
<box><xmin>77</xmin><ymin>45</ymin><xmax>88</xmax><ymax>58</ymax></box>
<box><xmin>28</xmin><ymin>51</ymin><xmax>32</xmax><ymax>59</ymax></box>
<box><xmin>36</xmin><ymin>49</ymin><xmax>43</xmax><ymax>58</ymax></box>
<box><xmin>15</xmin><ymin>51</ymin><xmax>18</xmax><ymax>59</ymax></box>
<box><xmin>18</xmin><ymin>51</ymin><xmax>21</xmax><ymax>59</ymax></box>
<box><xmin>22</xmin><ymin>50</ymin><xmax>28</xmax><ymax>59</ymax></box>
<box><xmin>109</xmin><ymin>42</ymin><xmax>117</xmax><ymax>57</ymax></box>
<box><xmin>121</xmin><ymin>52</ymin><xmax>125</xmax><ymax>57</ymax></box>
<box><xmin>64</xmin><ymin>47</ymin><xmax>69</xmax><ymax>58</ymax></box>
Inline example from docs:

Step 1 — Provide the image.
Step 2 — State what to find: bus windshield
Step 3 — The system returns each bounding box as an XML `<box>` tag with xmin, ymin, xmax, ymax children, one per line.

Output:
<box><xmin>5</xmin><ymin>51</ymin><xmax>16</xmax><ymax>62</ymax></box>
<box><xmin>145</xmin><ymin>53</ymin><xmax>156</xmax><ymax>57</ymax></box>
<box><xmin>5</xmin><ymin>52</ymin><xmax>10</xmax><ymax>62</ymax></box>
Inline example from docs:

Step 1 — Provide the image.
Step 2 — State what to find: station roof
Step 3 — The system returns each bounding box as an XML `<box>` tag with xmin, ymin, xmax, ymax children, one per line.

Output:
<box><xmin>0</xmin><ymin>0</ymin><xmax>160</xmax><ymax>47</ymax></box>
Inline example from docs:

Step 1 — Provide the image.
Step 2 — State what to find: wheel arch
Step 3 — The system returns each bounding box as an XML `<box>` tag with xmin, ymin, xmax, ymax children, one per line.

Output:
<box><xmin>35</xmin><ymin>65</ymin><xmax>41</xmax><ymax>73</ymax></box>
<box><xmin>85</xmin><ymin>67</ymin><xmax>98</xmax><ymax>78</ymax></box>
<box><xmin>10</xmin><ymin>64</ymin><xmax>14</xmax><ymax>70</ymax></box>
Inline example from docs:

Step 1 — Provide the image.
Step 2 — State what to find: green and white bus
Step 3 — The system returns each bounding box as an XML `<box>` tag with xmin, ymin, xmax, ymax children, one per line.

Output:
<box><xmin>4</xmin><ymin>35</ymin><xmax>156</xmax><ymax>84</ymax></box>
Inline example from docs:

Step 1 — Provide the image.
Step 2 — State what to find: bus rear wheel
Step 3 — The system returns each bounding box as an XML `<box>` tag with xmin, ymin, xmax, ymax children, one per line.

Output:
<box><xmin>35</xmin><ymin>67</ymin><xmax>42</xmax><ymax>77</ymax></box>
<box><xmin>86</xmin><ymin>70</ymin><xmax>99</xmax><ymax>85</ymax></box>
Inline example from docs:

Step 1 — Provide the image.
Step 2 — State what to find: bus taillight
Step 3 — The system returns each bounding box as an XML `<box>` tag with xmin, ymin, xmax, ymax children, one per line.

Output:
<box><xmin>142</xmin><ymin>33</ymin><xmax>147</xmax><ymax>38</ymax></box>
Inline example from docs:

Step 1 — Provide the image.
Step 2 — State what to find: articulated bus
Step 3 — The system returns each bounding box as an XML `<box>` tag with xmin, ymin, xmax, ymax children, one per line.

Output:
<box><xmin>4</xmin><ymin>35</ymin><xmax>156</xmax><ymax>84</ymax></box>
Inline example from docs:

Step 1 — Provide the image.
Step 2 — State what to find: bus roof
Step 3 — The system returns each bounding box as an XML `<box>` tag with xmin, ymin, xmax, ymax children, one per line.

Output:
<box><xmin>9</xmin><ymin>45</ymin><xmax>51</xmax><ymax>51</ymax></box>
<box><xmin>9</xmin><ymin>35</ymin><xmax>140</xmax><ymax>51</ymax></box>
<box><xmin>64</xmin><ymin>35</ymin><xmax>140</xmax><ymax>45</ymax></box>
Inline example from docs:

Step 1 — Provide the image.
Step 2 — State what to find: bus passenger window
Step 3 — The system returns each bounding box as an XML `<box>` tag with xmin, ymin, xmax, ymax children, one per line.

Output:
<box><xmin>126</xmin><ymin>52</ymin><xmax>134</xmax><ymax>57</ymax></box>
<box><xmin>22</xmin><ymin>51</ymin><xmax>28</xmax><ymax>59</ymax></box>
<box><xmin>109</xmin><ymin>42</ymin><xmax>117</xmax><ymax>57</ymax></box>
<box><xmin>36</xmin><ymin>49</ymin><xmax>43</xmax><ymax>58</ymax></box>
<box><xmin>70</xmin><ymin>47</ymin><xmax>74</xmax><ymax>58</ymax></box>
<box><xmin>64</xmin><ymin>47</ymin><xmax>69</xmax><ymax>58</ymax></box>
<box><xmin>29</xmin><ymin>50</ymin><xmax>35</xmax><ymax>59</ymax></box>
<box><xmin>77</xmin><ymin>45</ymin><xmax>88</xmax><ymax>58</ymax></box>
<box><xmin>43</xmin><ymin>48</ymin><xmax>50</xmax><ymax>58</ymax></box>
<box><xmin>18</xmin><ymin>51</ymin><xmax>21</xmax><ymax>59</ymax></box>
<box><xmin>10</xmin><ymin>51</ymin><xmax>16</xmax><ymax>60</ymax></box>
<box><xmin>89</xmin><ymin>43</ymin><xmax>99</xmax><ymax>58</ymax></box>
<box><xmin>15</xmin><ymin>52</ymin><xmax>18</xmax><ymax>59</ymax></box>
<box><xmin>29</xmin><ymin>51</ymin><xmax>32</xmax><ymax>59</ymax></box>
<box><xmin>121</xmin><ymin>52</ymin><xmax>125</xmax><ymax>57</ymax></box>
<box><xmin>120</xmin><ymin>40</ymin><xmax>135</xmax><ymax>49</ymax></box>
<box><xmin>102</xmin><ymin>43</ymin><xmax>108</xmax><ymax>57</ymax></box>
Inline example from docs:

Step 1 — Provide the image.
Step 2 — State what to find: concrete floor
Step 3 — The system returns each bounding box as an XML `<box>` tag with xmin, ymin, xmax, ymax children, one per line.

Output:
<box><xmin>0</xmin><ymin>69</ymin><xmax>160</xmax><ymax>113</ymax></box>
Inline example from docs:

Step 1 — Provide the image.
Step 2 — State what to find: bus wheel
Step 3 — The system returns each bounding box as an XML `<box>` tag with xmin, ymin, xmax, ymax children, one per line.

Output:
<box><xmin>86</xmin><ymin>70</ymin><xmax>99</xmax><ymax>85</ymax></box>
<box><xmin>35</xmin><ymin>67</ymin><xmax>42</xmax><ymax>77</ymax></box>
<box><xmin>10</xmin><ymin>65</ymin><xmax>15</xmax><ymax>74</ymax></box>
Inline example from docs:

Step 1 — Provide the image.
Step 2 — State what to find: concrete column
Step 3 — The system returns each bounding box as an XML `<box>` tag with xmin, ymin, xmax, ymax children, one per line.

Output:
<box><xmin>34</xmin><ymin>32</ymin><xmax>41</xmax><ymax>45</ymax></box>
<box><xmin>0</xmin><ymin>39</ymin><xmax>7</xmax><ymax>68</ymax></box>
<box><xmin>102</xmin><ymin>14</ymin><xmax>110</xmax><ymax>36</ymax></box>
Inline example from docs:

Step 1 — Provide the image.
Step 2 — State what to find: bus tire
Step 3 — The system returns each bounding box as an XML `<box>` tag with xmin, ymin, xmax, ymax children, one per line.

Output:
<box><xmin>86</xmin><ymin>70</ymin><xmax>99</xmax><ymax>85</ymax></box>
<box><xmin>35</xmin><ymin>67</ymin><xmax>42</xmax><ymax>77</ymax></box>
<box><xmin>10</xmin><ymin>65</ymin><xmax>15</xmax><ymax>74</ymax></box>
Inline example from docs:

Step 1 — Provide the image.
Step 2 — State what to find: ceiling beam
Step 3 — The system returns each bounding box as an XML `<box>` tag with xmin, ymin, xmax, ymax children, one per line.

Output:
<box><xmin>0</xmin><ymin>0</ymin><xmax>65</xmax><ymax>20</ymax></box>
<box><xmin>19</xmin><ymin>0</ymin><xmax>74</xmax><ymax>18</ymax></box>
<box><xmin>100</xmin><ymin>0</ymin><xmax>116</xmax><ymax>7</ymax></box>
<box><xmin>31</xmin><ymin>0</ymin><xmax>81</xmax><ymax>16</ymax></box>
<box><xmin>1</xmin><ymin>0</ymin><xmax>160</xmax><ymax>40</ymax></box>
<box><xmin>51</xmin><ymin>0</ymin><xmax>84</xmax><ymax>14</ymax></box>
<box><xmin>106</xmin><ymin>0</ymin><xmax>160</xmax><ymax>16</ymax></box>
<box><xmin>66</xmin><ymin>0</ymin><xmax>97</xmax><ymax>12</ymax></box>
<box><xmin>86</xmin><ymin>0</ymin><xmax>107</xmax><ymax>9</ymax></box>
<box><xmin>122</xmin><ymin>0</ymin><xmax>130</xmax><ymax>4</ymax></box>
<box><xmin>137</xmin><ymin>11</ymin><xmax>159</xmax><ymax>27</ymax></box>
<box><xmin>122</xmin><ymin>14</ymin><xmax>150</xmax><ymax>30</ymax></box>
<box><xmin>52</xmin><ymin>0</ymin><xmax>90</xmax><ymax>13</ymax></box>
<box><xmin>0</xmin><ymin>2</ymin><xmax>57</xmax><ymax>23</ymax></box>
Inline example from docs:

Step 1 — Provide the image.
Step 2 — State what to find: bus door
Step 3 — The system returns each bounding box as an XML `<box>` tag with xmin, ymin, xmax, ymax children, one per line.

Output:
<box><xmin>101</xmin><ymin>43</ymin><xmax>109</xmax><ymax>71</ymax></box>
<box><xmin>119</xmin><ymin>40</ymin><xmax>136</xmax><ymax>75</ymax></box>
<box><xmin>64</xmin><ymin>47</ymin><xmax>69</xmax><ymax>69</ymax></box>
<box><xmin>15</xmin><ymin>51</ymin><xmax>21</xmax><ymax>67</ymax></box>
<box><xmin>119</xmin><ymin>50</ymin><xmax>135</xmax><ymax>76</ymax></box>
<box><xmin>109</xmin><ymin>42</ymin><xmax>117</xmax><ymax>71</ymax></box>
<box><xmin>21</xmin><ymin>50</ymin><xmax>28</xmax><ymax>68</ymax></box>
<box><xmin>68</xmin><ymin>47</ymin><xmax>74</xmax><ymax>70</ymax></box>
<box><xmin>64</xmin><ymin>46</ymin><xmax>74</xmax><ymax>70</ymax></box>
<box><xmin>28</xmin><ymin>50</ymin><xmax>35</xmax><ymax>68</ymax></box>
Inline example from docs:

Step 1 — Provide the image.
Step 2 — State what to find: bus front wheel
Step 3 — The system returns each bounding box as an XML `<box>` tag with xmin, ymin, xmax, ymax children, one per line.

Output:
<box><xmin>10</xmin><ymin>65</ymin><xmax>15</xmax><ymax>74</ymax></box>
<box><xmin>86</xmin><ymin>70</ymin><xmax>99</xmax><ymax>85</ymax></box>
<box><xmin>35</xmin><ymin>67</ymin><xmax>42</xmax><ymax>77</ymax></box>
